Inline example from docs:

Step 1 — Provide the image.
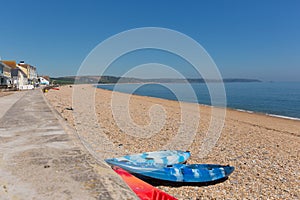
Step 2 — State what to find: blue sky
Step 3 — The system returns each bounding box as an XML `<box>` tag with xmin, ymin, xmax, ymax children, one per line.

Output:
<box><xmin>0</xmin><ymin>0</ymin><xmax>299</xmax><ymax>81</ymax></box>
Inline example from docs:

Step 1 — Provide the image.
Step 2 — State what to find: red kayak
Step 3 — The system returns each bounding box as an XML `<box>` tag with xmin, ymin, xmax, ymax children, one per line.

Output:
<box><xmin>113</xmin><ymin>166</ymin><xmax>177</xmax><ymax>200</ymax></box>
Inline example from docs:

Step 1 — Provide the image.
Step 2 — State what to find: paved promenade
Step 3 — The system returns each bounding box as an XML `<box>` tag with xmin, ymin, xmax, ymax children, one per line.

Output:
<box><xmin>0</xmin><ymin>90</ymin><xmax>137</xmax><ymax>200</ymax></box>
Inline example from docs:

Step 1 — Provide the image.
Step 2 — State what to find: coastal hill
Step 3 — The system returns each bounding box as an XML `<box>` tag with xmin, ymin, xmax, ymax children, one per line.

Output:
<box><xmin>50</xmin><ymin>76</ymin><xmax>261</xmax><ymax>85</ymax></box>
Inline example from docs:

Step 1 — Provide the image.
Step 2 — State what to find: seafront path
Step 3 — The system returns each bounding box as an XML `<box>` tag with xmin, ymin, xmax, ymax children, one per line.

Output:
<box><xmin>0</xmin><ymin>89</ymin><xmax>137</xmax><ymax>199</ymax></box>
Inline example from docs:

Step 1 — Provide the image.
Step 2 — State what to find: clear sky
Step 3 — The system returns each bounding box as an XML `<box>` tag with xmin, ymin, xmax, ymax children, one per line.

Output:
<box><xmin>0</xmin><ymin>0</ymin><xmax>299</xmax><ymax>81</ymax></box>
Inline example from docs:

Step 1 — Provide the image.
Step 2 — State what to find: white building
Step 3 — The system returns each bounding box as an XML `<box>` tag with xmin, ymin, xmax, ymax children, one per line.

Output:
<box><xmin>11</xmin><ymin>68</ymin><xmax>28</xmax><ymax>90</ymax></box>
<box><xmin>38</xmin><ymin>77</ymin><xmax>50</xmax><ymax>85</ymax></box>
<box><xmin>0</xmin><ymin>61</ymin><xmax>12</xmax><ymax>88</ymax></box>
<box><xmin>17</xmin><ymin>61</ymin><xmax>38</xmax><ymax>85</ymax></box>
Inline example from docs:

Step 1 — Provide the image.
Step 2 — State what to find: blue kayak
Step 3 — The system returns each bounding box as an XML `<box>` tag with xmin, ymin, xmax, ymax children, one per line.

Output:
<box><xmin>105</xmin><ymin>150</ymin><xmax>190</xmax><ymax>166</ymax></box>
<box><xmin>106</xmin><ymin>161</ymin><xmax>234</xmax><ymax>182</ymax></box>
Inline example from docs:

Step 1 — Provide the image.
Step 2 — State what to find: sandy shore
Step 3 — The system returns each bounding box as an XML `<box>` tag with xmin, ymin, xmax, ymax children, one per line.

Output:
<box><xmin>45</xmin><ymin>84</ymin><xmax>299</xmax><ymax>199</ymax></box>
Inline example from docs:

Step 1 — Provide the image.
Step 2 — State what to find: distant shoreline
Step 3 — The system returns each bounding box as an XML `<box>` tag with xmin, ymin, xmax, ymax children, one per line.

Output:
<box><xmin>95</xmin><ymin>82</ymin><xmax>300</xmax><ymax>121</ymax></box>
<box><xmin>50</xmin><ymin>75</ymin><xmax>261</xmax><ymax>85</ymax></box>
<box><xmin>95</xmin><ymin>85</ymin><xmax>300</xmax><ymax>122</ymax></box>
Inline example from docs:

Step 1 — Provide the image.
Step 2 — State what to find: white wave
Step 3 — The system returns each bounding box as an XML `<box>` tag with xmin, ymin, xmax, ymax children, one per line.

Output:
<box><xmin>236</xmin><ymin>109</ymin><xmax>254</xmax><ymax>113</ymax></box>
<box><xmin>266</xmin><ymin>114</ymin><xmax>300</xmax><ymax>121</ymax></box>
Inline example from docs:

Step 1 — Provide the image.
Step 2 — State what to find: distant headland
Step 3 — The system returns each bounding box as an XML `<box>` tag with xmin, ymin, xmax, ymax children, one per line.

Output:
<box><xmin>50</xmin><ymin>76</ymin><xmax>261</xmax><ymax>85</ymax></box>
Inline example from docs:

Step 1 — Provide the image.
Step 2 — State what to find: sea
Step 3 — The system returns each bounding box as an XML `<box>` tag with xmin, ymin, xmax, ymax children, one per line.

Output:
<box><xmin>96</xmin><ymin>82</ymin><xmax>300</xmax><ymax>120</ymax></box>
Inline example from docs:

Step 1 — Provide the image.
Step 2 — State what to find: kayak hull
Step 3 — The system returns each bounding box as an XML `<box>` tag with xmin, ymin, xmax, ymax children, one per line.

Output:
<box><xmin>109</xmin><ymin>162</ymin><xmax>234</xmax><ymax>183</ymax></box>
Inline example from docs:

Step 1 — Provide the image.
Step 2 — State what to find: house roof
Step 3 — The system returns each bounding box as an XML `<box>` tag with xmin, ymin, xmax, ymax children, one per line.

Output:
<box><xmin>2</xmin><ymin>60</ymin><xmax>17</xmax><ymax>69</ymax></box>
<box><xmin>18</xmin><ymin>63</ymin><xmax>36</xmax><ymax>70</ymax></box>
<box><xmin>41</xmin><ymin>76</ymin><xmax>50</xmax><ymax>81</ymax></box>
<box><xmin>0</xmin><ymin>62</ymin><xmax>12</xmax><ymax>69</ymax></box>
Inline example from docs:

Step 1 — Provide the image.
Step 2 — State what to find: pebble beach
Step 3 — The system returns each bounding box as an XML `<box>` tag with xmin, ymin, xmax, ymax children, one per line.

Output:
<box><xmin>45</xmin><ymin>84</ymin><xmax>300</xmax><ymax>199</ymax></box>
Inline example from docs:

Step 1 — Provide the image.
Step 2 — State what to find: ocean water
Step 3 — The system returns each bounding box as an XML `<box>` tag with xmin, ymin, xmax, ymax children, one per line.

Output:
<box><xmin>96</xmin><ymin>82</ymin><xmax>300</xmax><ymax>119</ymax></box>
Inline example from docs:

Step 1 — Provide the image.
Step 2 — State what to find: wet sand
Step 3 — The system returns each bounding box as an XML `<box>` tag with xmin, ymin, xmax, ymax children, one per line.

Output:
<box><xmin>45</xmin><ymin>84</ymin><xmax>300</xmax><ymax>199</ymax></box>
